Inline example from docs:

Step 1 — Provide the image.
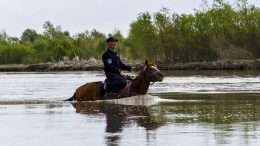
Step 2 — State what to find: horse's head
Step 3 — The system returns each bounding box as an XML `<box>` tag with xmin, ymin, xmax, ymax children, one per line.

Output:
<box><xmin>143</xmin><ymin>59</ymin><xmax>164</xmax><ymax>82</ymax></box>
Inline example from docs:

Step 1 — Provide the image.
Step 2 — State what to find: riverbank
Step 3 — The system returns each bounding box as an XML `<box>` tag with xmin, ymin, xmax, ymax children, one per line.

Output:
<box><xmin>0</xmin><ymin>58</ymin><xmax>260</xmax><ymax>72</ymax></box>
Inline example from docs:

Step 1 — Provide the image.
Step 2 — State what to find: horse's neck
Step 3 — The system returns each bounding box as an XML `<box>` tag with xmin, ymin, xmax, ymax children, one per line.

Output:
<box><xmin>130</xmin><ymin>71</ymin><xmax>150</xmax><ymax>96</ymax></box>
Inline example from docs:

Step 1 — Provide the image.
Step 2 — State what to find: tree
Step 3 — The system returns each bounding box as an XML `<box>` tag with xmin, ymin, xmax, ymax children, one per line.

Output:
<box><xmin>21</xmin><ymin>29</ymin><xmax>38</xmax><ymax>43</ymax></box>
<box><xmin>128</xmin><ymin>12</ymin><xmax>157</xmax><ymax>60</ymax></box>
<box><xmin>154</xmin><ymin>7</ymin><xmax>176</xmax><ymax>62</ymax></box>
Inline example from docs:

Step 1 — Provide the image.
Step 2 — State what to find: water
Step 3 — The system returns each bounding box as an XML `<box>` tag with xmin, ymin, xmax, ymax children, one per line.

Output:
<box><xmin>1</xmin><ymin>70</ymin><xmax>260</xmax><ymax>146</ymax></box>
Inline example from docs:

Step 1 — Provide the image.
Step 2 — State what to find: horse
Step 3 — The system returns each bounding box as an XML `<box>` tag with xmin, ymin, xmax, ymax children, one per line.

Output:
<box><xmin>65</xmin><ymin>59</ymin><xmax>164</xmax><ymax>101</ymax></box>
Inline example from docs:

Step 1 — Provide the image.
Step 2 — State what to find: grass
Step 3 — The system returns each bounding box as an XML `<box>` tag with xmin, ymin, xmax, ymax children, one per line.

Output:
<box><xmin>0</xmin><ymin>64</ymin><xmax>27</xmax><ymax>68</ymax></box>
<box><xmin>0</xmin><ymin>64</ymin><xmax>28</xmax><ymax>71</ymax></box>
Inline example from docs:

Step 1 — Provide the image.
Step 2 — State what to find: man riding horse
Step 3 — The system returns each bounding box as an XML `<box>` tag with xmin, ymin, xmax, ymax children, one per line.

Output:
<box><xmin>99</xmin><ymin>37</ymin><xmax>136</xmax><ymax>97</ymax></box>
<box><xmin>65</xmin><ymin>38</ymin><xmax>164</xmax><ymax>101</ymax></box>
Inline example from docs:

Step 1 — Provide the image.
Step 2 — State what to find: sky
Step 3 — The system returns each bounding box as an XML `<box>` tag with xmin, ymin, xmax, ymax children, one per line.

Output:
<box><xmin>0</xmin><ymin>0</ymin><xmax>260</xmax><ymax>38</ymax></box>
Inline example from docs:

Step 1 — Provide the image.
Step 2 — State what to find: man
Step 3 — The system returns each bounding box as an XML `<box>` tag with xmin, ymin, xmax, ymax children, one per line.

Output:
<box><xmin>99</xmin><ymin>37</ymin><xmax>136</xmax><ymax>96</ymax></box>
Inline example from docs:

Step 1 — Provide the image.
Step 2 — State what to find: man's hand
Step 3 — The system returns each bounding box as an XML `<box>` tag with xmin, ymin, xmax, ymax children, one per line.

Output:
<box><xmin>120</xmin><ymin>71</ymin><xmax>127</xmax><ymax>79</ymax></box>
<box><xmin>131</xmin><ymin>66</ymin><xmax>136</xmax><ymax>72</ymax></box>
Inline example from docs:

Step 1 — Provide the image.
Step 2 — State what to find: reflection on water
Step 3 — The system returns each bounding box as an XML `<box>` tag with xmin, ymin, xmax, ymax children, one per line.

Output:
<box><xmin>72</xmin><ymin>100</ymin><xmax>161</xmax><ymax>145</ymax></box>
<box><xmin>162</xmin><ymin>70</ymin><xmax>260</xmax><ymax>77</ymax></box>
<box><xmin>154</xmin><ymin>93</ymin><xmax>260</xmax><ymax>124</ymax></box>
<box><xmin>0</xmin><ymin>94</ymin><xmax>260</xmax><ymax>145</ymax></box>
<box><xmin>151</xmin><ymin>70</ymin><xmax>260</xmax><ymax>94</ymax></box>
<box><xmin>0</xmin><ymin>70</ymin><xmax>260</xmax><ymax>101</ymax></box>
<box><xmin>68</xmin><ymin>93</ymin><xmax>260</xmax><ymax>146</ymax></box>
<box><xmin>1</xmin><ymin>71</ymin><xmax>260</xmax><ymax>145</ymax></box>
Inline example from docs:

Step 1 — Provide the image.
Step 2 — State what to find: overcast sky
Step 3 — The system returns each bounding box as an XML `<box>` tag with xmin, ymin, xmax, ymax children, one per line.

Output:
<box><xmin>0</xmin><ymin>0</ymin><xmax>260</xmax><ymax>38</ymax></box>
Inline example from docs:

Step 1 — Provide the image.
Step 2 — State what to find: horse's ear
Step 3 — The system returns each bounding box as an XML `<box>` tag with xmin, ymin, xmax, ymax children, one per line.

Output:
<box><xmin>152</xmin><ymin>60</ymin><xmax>155</xmax><ymax>65</ymax></box>
<box><xmin>145</xmin><ymin>59</ymin><xmax>148</xmax><ymax>66</ymax></box>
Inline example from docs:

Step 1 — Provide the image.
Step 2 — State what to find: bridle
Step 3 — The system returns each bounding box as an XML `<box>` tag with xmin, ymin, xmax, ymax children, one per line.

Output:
<box><xmin>144</xmin><ymin>65</ymin><xmax>160</xmax><ymax>83</ymax></box>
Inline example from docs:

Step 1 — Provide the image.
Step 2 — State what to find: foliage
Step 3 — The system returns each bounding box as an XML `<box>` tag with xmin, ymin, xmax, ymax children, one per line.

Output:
<box><xmin>127</xmin><ymin>0</ymin><xmax>260</xmax><ymax>62</ymax></box>
<box><xmin>0</xmin><ymin>0</ymin><xmax>260</xmax><ymax>64</ymax></box>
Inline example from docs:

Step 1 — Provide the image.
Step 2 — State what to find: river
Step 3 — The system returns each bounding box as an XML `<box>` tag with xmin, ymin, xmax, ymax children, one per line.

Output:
<box><xmin>0</xmin><ymin>70</ymin><xmax>260</xmax><ymax>146</ymax></box>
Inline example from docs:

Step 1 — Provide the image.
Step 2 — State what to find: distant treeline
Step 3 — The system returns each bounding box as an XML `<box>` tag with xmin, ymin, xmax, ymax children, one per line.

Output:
<box><xmin>0</xmin><ymin>0</ymin><xmax>259</xmax><ymax>64</ymax></box>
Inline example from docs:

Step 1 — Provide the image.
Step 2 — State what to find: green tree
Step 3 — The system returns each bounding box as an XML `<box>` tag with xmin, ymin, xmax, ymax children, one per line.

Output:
<box><xmin>21</xmin><ymin>29</ymin><xmax>38</xmax><ymax>43</ymax></box>
<box><xmin>128</xmin><ymin>12</ymin><xmax>157</xmax><ymax>60</ymax></box>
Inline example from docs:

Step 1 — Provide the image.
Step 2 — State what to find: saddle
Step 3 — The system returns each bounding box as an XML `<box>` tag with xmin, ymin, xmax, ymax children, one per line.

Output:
<box><xmin>101</xmin><ymin>76</ymin><xmax>134</xmax><ymax>100</ymax></box>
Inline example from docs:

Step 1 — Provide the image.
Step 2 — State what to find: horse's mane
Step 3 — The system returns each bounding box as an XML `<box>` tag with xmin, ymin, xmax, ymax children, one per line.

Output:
<box><xmin>131</xmin><ymin>61</ymin><xmax>156</xmax><ymax>85</ymax></box>
<box><xmin>131</xmin><ymin>65</ymin><xmax>146</xmax><ymax>83</ymax></box>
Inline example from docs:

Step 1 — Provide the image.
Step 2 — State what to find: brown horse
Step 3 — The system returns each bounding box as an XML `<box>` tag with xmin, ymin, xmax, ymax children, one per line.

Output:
<box><xmin>65</xmin><ymin>59</ymin><xmax>164</xmax><ymax>101</ymax></box>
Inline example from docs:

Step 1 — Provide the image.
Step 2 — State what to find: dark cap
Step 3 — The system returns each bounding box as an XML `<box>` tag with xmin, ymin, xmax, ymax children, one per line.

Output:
<box><xmin>106</xmin><ymin>37</ymin><xmax>118</xmax><ymax>43</ymax></box>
